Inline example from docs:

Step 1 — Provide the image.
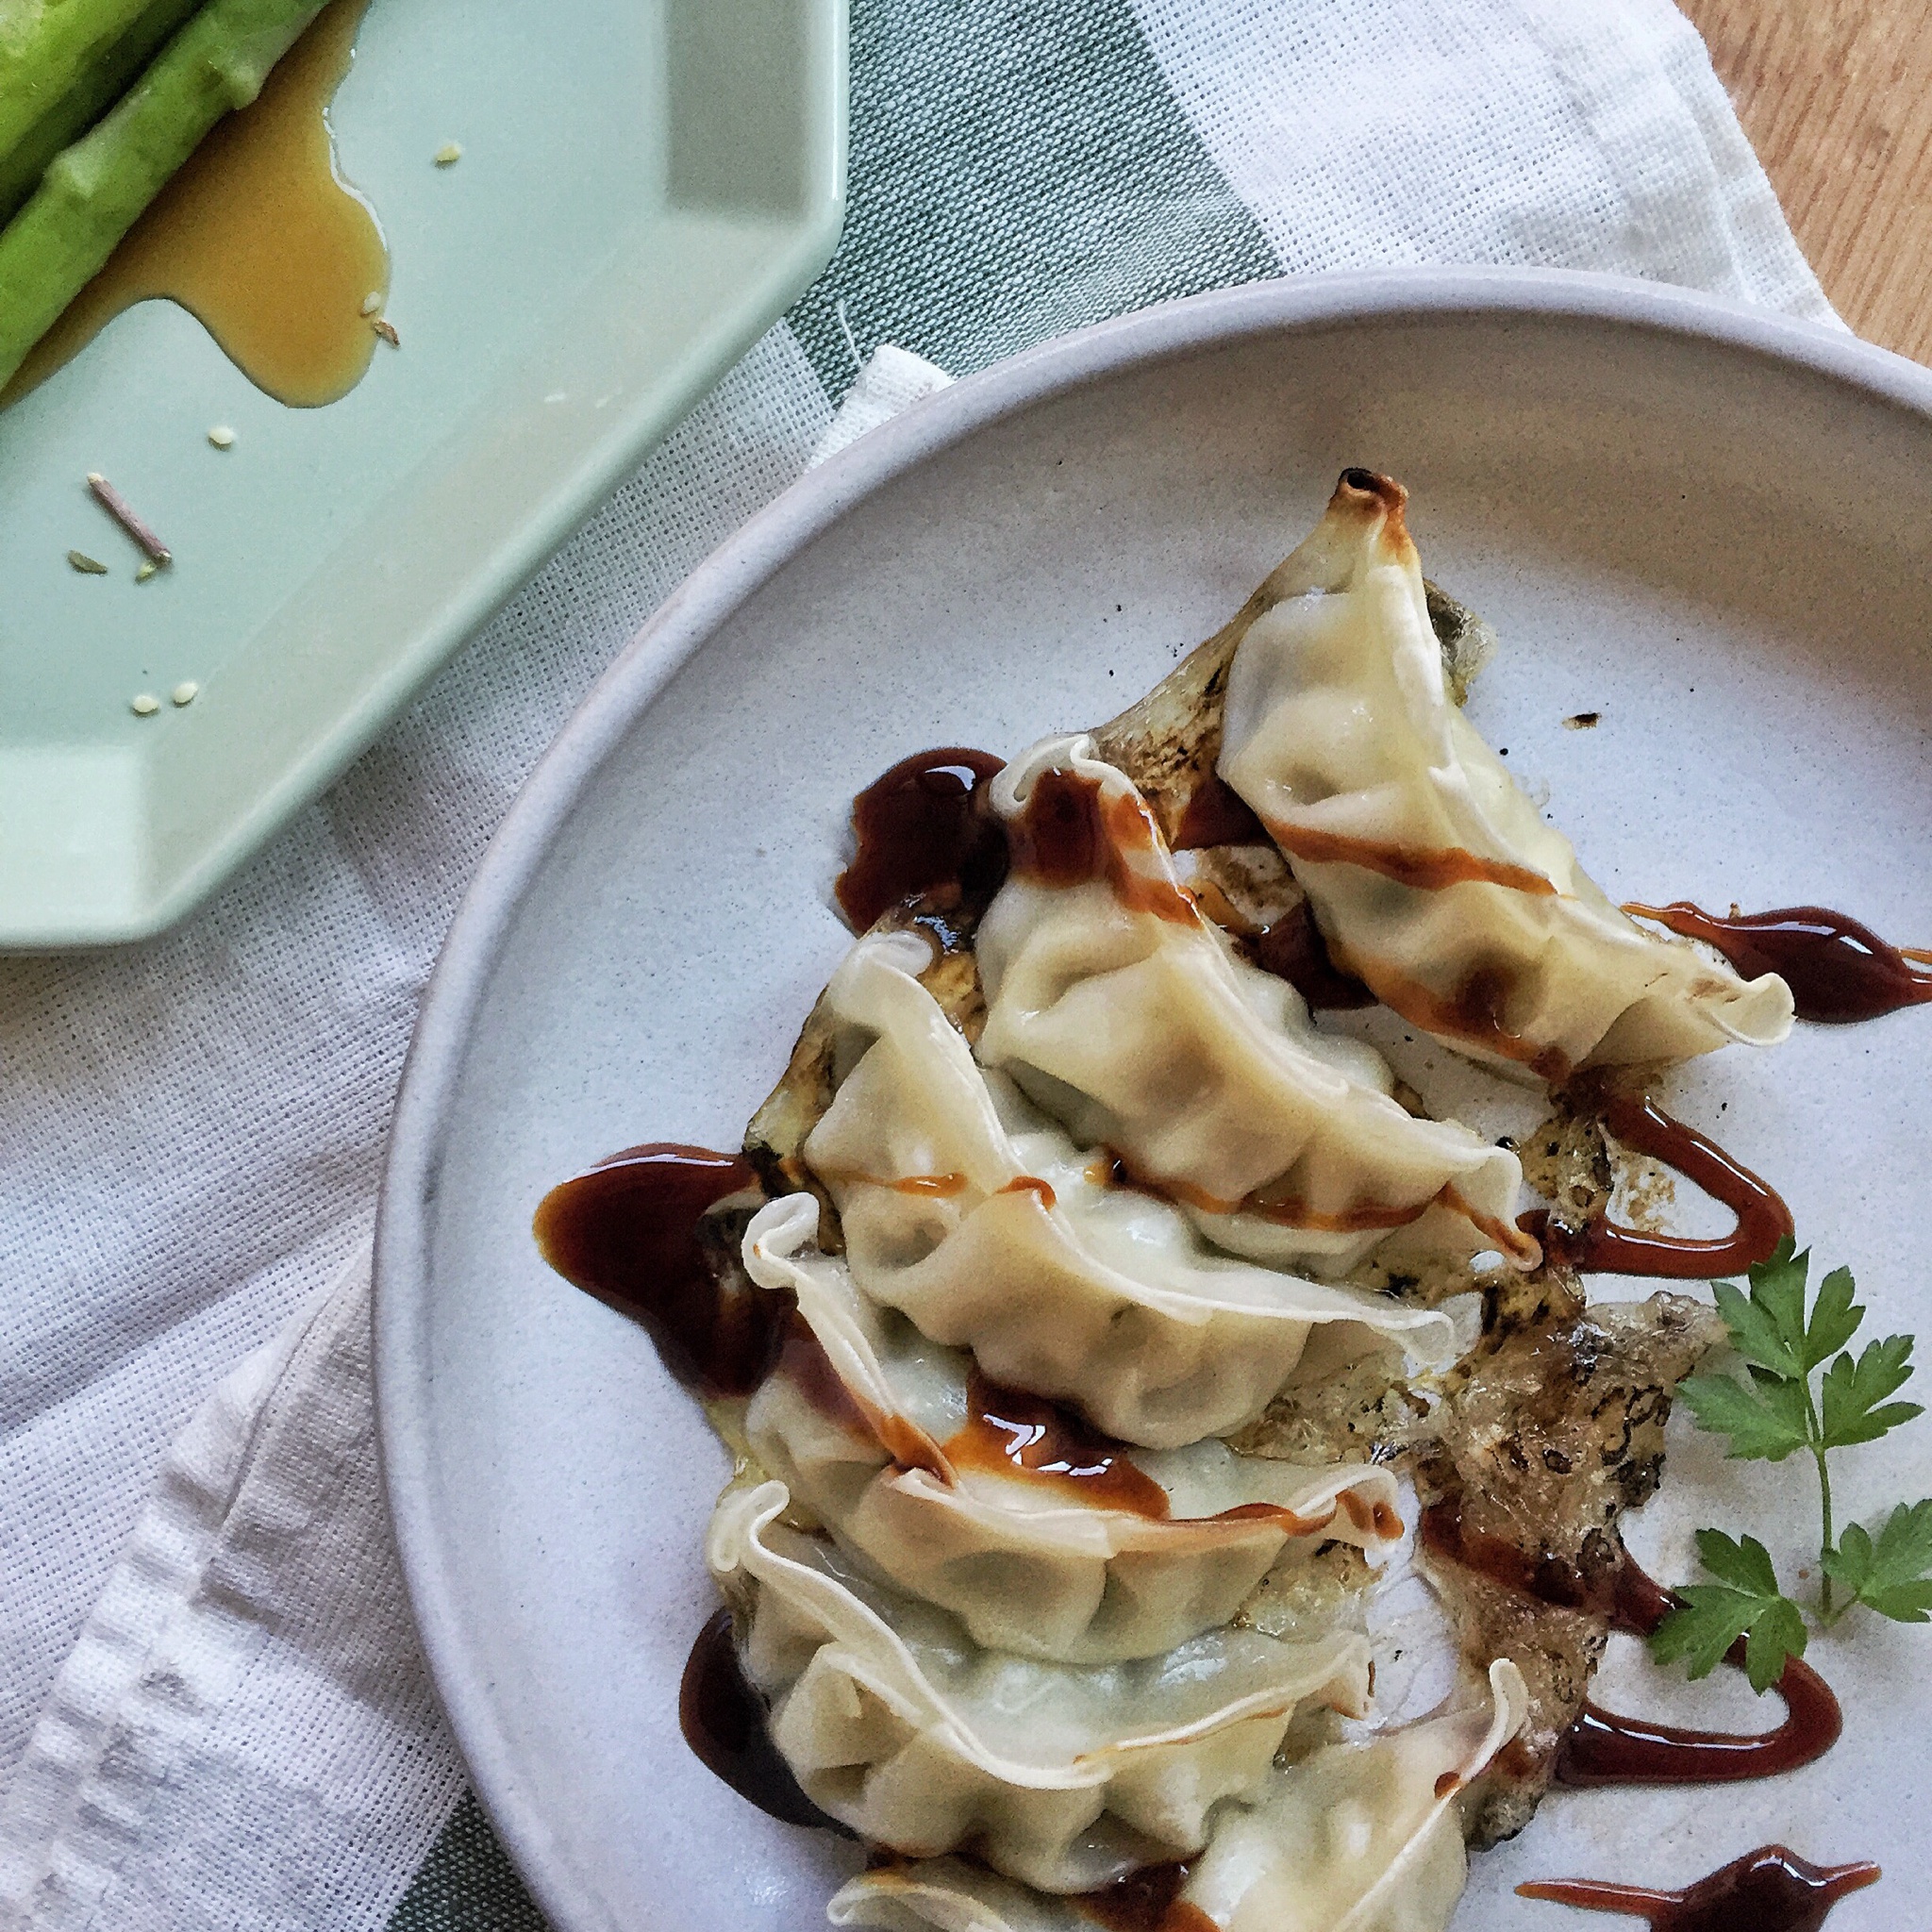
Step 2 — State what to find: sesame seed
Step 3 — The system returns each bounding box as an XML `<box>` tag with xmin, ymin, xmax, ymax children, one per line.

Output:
<box><xmin>434</xmin><ymin>141</ymin><xmax>462</xmax><ymax>165</ymax></box>
<box><xmin>208</xmin><ymin>425</ymin><xmax>236</xmax><ymax>448</ymax></box>
<box><xmin>131</xmin><ymin>693</ymin><xmax>159</xmax><ymax>715</ymax></box>
<box><xmin>171</xmin><ymin>681</ymin><xmax>199</xmax><ymax>707</ymax></box>
<box><xmin>360</xmin><ymin>291</ymin><xmax>383</xmax><ymax>316</ymax></box>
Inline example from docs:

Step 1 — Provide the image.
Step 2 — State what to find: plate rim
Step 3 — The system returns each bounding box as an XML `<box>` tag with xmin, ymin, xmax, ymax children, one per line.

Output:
<box><xmin>372</xmin><ymin>263</ymin><xmax>1932</xmax><ymax>1932</ymax></box>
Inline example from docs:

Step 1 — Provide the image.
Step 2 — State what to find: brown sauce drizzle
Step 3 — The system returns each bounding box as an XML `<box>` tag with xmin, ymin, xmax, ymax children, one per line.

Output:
<box><xmin>1086</xmin><ymin>1146</ymin><xmax>1417</xmax><ymax>1234</ymax></box>
<box><xmin>1524</xmin><ymin>1080</ymin><xmax>1793</xmax><ymax>1281</ymax></box>
<box><xmin>772</xmin><ymin>1317</ymin><xmax>874</xmax><ymax>1438</ymax></box>
<box><xmin>1010</xmin><ymin>769</ymin><xmax>1198</xmax><ymax>924</ymax></box>
<box><xmin>1328</xmin><ymin>948</ymin><xmax>1573</xmax><ymax>1083</ymax></box>
<box><xmin>775</xmin><ymin>1318</ymin><xmax>952</xmax><ymax>1478</ymax></box>
<box><xmin>784</xmin><ymin>1319</ymin><xmax>1368</xmax><ymax>1534</ymax></box>
<box><xmin>944</xmin><ymin>1372</ymin><xmax>1174</xmax><ymax>1516</ymax></box>
<box><xmin>532</xmin><ymin>1143</ymin><xmax>778</xmax><ymax>1399</ymax></box>
<box><xmin>1171</xmin><ymin>775</ymin><xmax>1266</xmax><ymax>851</ymax></box>
<box><xmin>1422</xmin><ymin>1501</ymin><xmax>1842</xmax><ymax>1786</ymax></box>
<box><xmin>1518</xmin><ymin>1844</ymin><xmax>1880</xmax><ymax>1932</ymax></box>
<box><xmin>996</xmin><ymin>1174</ymin><xmax>1058</xmax><ymax>1208</ymax></box>
<box><xmin>1627</xmin><ymin>901</ymin><xmax>1932</xmax><ymax>1024</ymax></box>
<box><xmin>1074</xmin><ymin>1863</ymin><xmax>1216</xmax><ymax>1932</ymax></box>
<box><xmin>1087</xmin><ymin>1147</ymin><xmax>1538</xmax><ymax>1264</ymax></box>
<box><xmin>810</xmin><ymin>1168</ymin><xmax>973</xmax><ymax>1200</ymax></box>
<box><xmin>836</xmin><ymin>749</ymin><xmax>1008</xmax><ymax>932</ymax></box>
<box><xmin>6</xmin><ymin>0</ymin><xmax>387</xmax><ymax>409</ymax></box>
<box><xmin>1264</xmin><ymin>819</ymin><xmax>1560</xmax><ymax>899</ymax></box>
<box><xmin>1239</xmin><ymin>899</ymin><xmax>1376</xmax><ymax>1010</ymax></box>
<box><xmin>679</xmin><ymin>1609</ymin><xmax>848</xmax><ymax>1832</ymax></box>
<box><xmin>1211</xmin><ymin>1489</ymin><xmax>1401</xmax><ymax>1541</ymax></box>
<box><xmin>829</xmin><ymin>1170</ymin><xmax>1055</xmax><ymax>1206</ymax></box>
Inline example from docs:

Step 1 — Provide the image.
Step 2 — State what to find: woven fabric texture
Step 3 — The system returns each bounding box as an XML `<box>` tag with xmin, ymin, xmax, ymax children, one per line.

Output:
<box><xmin>0</xmin><ymin>0</ymin><xmax>1832</xmax><ymax>1928</ymax></box>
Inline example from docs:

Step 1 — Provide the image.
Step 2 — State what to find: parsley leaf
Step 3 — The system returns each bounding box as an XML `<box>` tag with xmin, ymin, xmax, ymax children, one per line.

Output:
<box><xmin>1819</xmin><ymin>1335</ymin><xmax>1923</xmax><ymax>1449</ymax></box>
<box><xmin>1677</xmin><ymin>1369</ymin><xmax>1810</xmax><ymax>1461</ymax></box>
<box><xmin>1803</xmin><ymin>1265</ymin><xmax>1864</xmax><ymax>1370</ymax></box>
<box><xmin>1708</xmin><ymin>1241</ymin><xmax>1808</xmax><ymax>1380</ymax></box>
<box><xmin>1650</xmin><ymin>1530</ymin><xmax>1806</xmax><ymax>1692</ymax></box>
<box><xmin>1663</xmin><ymin>1235</ymin><xmax>1930</xmax><ymax>1667</ymax></box>
<box><xmin>1824</xmin><ymin>1502</ymin><xmax>1932</xmax><ymax>1623</ymax></box>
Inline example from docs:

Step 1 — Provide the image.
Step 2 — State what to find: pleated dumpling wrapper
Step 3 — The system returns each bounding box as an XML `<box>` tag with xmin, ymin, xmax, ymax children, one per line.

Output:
<box><xmin>826</xmin><ymin>1659</ymin><xmax>1528</xmax><ymax>1932</ymax></box>
<box><xmin>803</xmin><ymin>930</ymin><xmax>1476</xmax><ymax>1448</ymax></box>
<box><xmin>707</xmin><ymin>1480</ymin><xmax>1373</xmax><ymax>1893</ymax></box>
<box><xmin>1218</xmin><ymin>469</ymin><xmax>1793</xmax><ymax>1080</ymax></box>
<box><xmin>972</xmin><ymin>733</ymin><xmax>1536</xmax><ymax>1275</ymax></box>
<box><xmin>741</xmin><ymin>1192</ymin><xmax>1404</xmax><ymax>1663</ymax></box>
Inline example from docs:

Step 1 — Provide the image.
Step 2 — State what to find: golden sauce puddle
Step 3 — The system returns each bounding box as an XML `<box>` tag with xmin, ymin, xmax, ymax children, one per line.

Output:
<box><xmin>4</xmin><ymin>0</ymin><xmax>387</xmax><ymax>409</ymax></box>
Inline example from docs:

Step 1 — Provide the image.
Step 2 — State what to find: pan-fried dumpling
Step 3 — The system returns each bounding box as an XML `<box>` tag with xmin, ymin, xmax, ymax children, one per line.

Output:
<box><xmin>1176</xmin><ymin>1657</ymin><xmax>1529</xmax><ymax>1932</ymax></box>
<box><xmin>742</xmin><ymin>1193</ymin><xmax>1403</xmax><ymax>1663</ymax></box>
<box><xmin>1218</xmin><ymin>470</ymin><xmax>1793</xmax><ymax>1079</ymax></box>
<box><xmin>828</xmin><ymin>1858</ymin><xmax>1078</xmax><ymax>1932</ymax></box>
<box><xmin>825</xmin><ymin>1660</ymin><xmax>1528</xmax><ymax>1932</ymax></box>
<box><xmin>972</xmin><ymin>734</ymin><xmax>1536</xmax><ymax>1274</ymax></box>
<box><xmin>803</xmin><ymin>932</ymin><xmax>1474</xmax><ymax>1447</ymax></box>
<box><xmin>708</xmin><ymin>1480</ymin><xmax>1373</xmax><ymax>1893</ymax></box>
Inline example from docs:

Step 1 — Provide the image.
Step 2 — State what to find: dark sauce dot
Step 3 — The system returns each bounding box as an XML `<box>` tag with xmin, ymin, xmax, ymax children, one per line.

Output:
<box><xmin>835</xmin><ymin>748</ymin><xmax>1007</xmax><ymax>932</ymax></box>
<box><xmin>532</xmin><ymin>1144</ymin><xmax>778</xmax><ymax>1398</ymax></box>
<box><xmin>679</xmin><ymin>1610</ymin><xmax>848</xmax><ymax>1833</ymax></box>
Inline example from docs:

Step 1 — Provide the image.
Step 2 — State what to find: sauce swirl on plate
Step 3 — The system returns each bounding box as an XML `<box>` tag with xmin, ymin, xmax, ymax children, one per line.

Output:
<box><xmin>1627</xmin><ymin>901</ymin><xmax>1932</xmax><ymax>1024</ymax></box>
<box><xmin>1519</xmin><ymin>1844</ymin><xmax>1879</xmax><ymax>1932</ymax></box>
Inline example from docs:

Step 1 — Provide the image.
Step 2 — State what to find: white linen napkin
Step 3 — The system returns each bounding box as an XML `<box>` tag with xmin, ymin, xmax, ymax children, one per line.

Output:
<box><xmin>0</xmin><ymin>2</ymin><xmax>1834</xmax><ymax>1927</ymax></box>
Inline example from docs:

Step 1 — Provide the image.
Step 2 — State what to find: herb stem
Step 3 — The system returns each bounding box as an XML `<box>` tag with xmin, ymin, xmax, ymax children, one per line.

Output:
<box><xmin>1803</xmin><ymin>1373</ymin><xmax>1836</xmax><ymax>1620</ymax></box>
<box><xmin>86</xmin><ymin>472</ymin><xmax>171</xmax><ymax>564</ymax></box>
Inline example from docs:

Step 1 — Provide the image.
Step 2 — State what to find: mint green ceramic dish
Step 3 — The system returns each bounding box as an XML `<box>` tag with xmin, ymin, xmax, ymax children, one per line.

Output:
<box><xmin>0</xmin><ymin>0</ymin><xmax>844</xmax><ymax>947</ymax></box>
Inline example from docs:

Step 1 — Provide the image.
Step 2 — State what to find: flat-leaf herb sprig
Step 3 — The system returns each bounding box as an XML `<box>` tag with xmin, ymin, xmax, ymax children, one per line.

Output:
<box><xmin>1650</xmin><ymin>1239</ymin><xmax>1932</xmax><ymax>1691</ymax></box>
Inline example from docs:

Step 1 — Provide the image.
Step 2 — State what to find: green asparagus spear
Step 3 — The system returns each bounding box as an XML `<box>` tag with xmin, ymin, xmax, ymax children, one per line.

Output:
<box><xmin>0</xmin><ymin>0</ymin><xmax>205</xmax><ymax>223</ymax></box>
<box><xmin>0</xmin><ymin>0</ymin><xmax>327</xmax><ymax>391</ymax></box>
<box><xmin>1</xmin><ymin>0</ymin><xmax>189</xmax><ymax>169</ymax></box>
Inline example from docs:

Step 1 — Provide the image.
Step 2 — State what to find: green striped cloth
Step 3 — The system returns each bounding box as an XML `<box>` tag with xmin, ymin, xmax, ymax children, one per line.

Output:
<box><xmin>0</xmin><ymin>1</ymin><xmax>1833</xmax><ymax>1930</ymax></box>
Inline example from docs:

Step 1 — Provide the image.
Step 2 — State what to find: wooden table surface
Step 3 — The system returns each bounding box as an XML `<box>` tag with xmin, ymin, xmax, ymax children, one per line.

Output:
<box><xmin>1678</xmin><ymin>0</ymin><xmax>1932</xmax><ymax>363</ymax></box>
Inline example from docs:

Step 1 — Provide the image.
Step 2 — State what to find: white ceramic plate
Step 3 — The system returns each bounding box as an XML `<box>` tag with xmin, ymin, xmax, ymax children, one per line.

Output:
<box><xmin>375</xmin><ymin>270</ymin><xmax>1932</xmax><ymax>1932</ymax></box>
<box><xmin>0</xmin><ymin>0</ymin><xmax>843</xmax><ymax>947</ymax></box>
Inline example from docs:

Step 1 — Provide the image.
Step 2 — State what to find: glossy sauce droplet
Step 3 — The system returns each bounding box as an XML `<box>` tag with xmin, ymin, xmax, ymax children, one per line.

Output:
<box><xmin>996</xmin><ymin>1174</ymin><xmax>1058</xmax><ymax>1208</ymax></box>
<box><xmin>6</xmin><ymin>0</ymin><xmax>389</xmax><ymax>408</ymax></box>
<box><xmin>1518</xmin><ymin>1844</ymin><xmax>1879</xmax><ymax>1932</ymax></box>
<box><xmin>1523</xmin><ymin>1079</ymin><xmax>1793</xmax><ymax>1281</ymax></box>
<box><xmin>835</xmin><ymin>748</ymin><xmax>1008</xmax><ymax>932</ymax></box>
<box><xmin>532</xmin><ymin>1143</ymin><xmax>775</xmax><ymax>1398</ymax></box>
<box><xmin>945</xmin><ymin>1372</ymin><xmax>1173</xmax><ymax>1517</ymax></box>
<box><xmin>1627</xmin><ymin>901</ymin><xmax>1932</xmax><ymax>1024</ymax></box>
<box><xmin>679</xmin><ymin>1609</ymin><xmax>846</xmax><ymax>1832</ymax></box>
<box><xmin>1074</xmin><ymin>1864</ymin><xmax>1218</xmax><ymax>1932</ymax></box>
